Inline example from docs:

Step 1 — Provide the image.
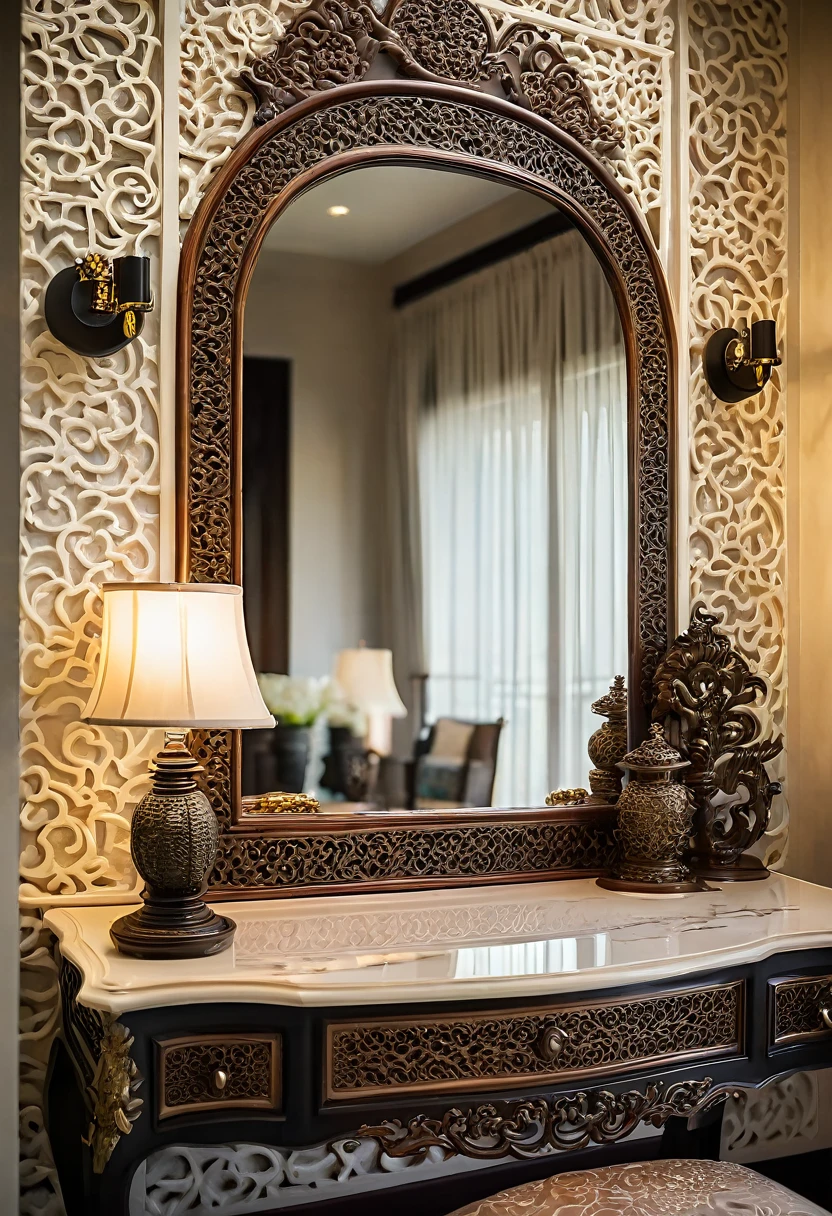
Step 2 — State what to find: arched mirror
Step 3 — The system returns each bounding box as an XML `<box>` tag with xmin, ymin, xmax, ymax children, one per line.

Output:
<box><xmin>240</xmin><ymin>161</ymin><xmax>628</xmax><ymax>813</ymax></box>
<box><xmin>177</xmin><ymin>32</ymin><xmax>677</xmax><ymax>895</ymax></box>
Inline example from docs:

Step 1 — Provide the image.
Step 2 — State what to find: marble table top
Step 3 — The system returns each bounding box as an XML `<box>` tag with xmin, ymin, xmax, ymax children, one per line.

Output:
<box><xmin>45</xmin><ymin>874</ymin><xmax>832</xmax><ymax>1015</ymax></box>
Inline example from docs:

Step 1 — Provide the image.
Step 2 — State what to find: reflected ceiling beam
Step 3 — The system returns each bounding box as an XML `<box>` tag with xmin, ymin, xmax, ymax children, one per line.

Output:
<box><xmin>393</xmin><ymin>211</ymin><xmax>574</xmax><ymax>308</ymax></box>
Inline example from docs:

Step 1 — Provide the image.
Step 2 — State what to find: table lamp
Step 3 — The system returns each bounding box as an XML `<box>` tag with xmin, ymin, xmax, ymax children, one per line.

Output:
<box><xmin>334</xmin><ymin>644</ymin><xmax>406</xmax><ymax>756</ymax></box>
<box><xmin>83</xmin><ymin>583</ymin><xmax>274</xmax><ymax>960</ymax></box>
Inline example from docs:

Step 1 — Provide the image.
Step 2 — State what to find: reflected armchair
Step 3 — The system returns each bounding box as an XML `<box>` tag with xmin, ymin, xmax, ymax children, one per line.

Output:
<box><xmin>408</xmin><ymin>717</ymin><xmax>504</xmax><ymax>809</ymax></box>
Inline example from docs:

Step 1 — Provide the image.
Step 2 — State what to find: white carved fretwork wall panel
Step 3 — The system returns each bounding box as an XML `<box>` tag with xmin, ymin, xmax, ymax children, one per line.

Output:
<box><xmin>20</xmin><ymin>0</ymin><xmax>163</xmax><ymax>1209</ymax></box>
<box><xmin>133</xmin><ymin>1135</ymin><xmax>476</xmax><ymax>1215</ymax></box>
<box><xmin>686</xmin><ymin>0</ymin><xmax>788</xmax><ymax>866</ymax></box>
<box><xmin>490</xmin><ymin>0</ymin><xmax>674</xmax><ymax>46</ymax></box>
<box><xmin>480</xmin><ymin>4</ymin><xmax>672</xmax><ymax>251</ymax></box>
<box><xmin>180</xmin><ymin>1</ymin><xmax>307</xmax><ymax>220</ymax></box>
<box><xmin>722</xmin><ymin>1073</ymin><xmax>821</xmax><ymax>1164</ymax></box>
<box><xmin>20</xmin><ymin>0</ymin><xmax>163</xmax><ymax>903</ymax></box>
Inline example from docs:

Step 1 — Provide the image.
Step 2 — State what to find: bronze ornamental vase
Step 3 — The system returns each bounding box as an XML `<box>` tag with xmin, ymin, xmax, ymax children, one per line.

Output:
<box><xmin>586</xmin><ymin>675</ymin><xmax>628</xmax><ymax>804</ymax></box>
<box><xmin>597</xmin><ymin>724</ymin><xmax>704</xmax><ymax>895</ymax></box>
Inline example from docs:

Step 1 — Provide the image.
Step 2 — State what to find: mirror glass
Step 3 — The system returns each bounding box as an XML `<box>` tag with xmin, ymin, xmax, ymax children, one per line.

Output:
<box><xmin>241</xmin><ymin>163</ymin><xmax>627</xmax><ymax>811</ymax></box>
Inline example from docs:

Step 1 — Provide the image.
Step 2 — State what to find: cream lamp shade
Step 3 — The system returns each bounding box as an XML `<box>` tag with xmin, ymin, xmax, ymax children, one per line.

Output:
<box><xmin>83</xmin><ymin>583</ymin><xmax>275</xmax><ymax>729</ymax></box>
<box><xmin>334</xmin><ymin>647</ymin><xmax>406</xmax><ymax>716</ymax></box>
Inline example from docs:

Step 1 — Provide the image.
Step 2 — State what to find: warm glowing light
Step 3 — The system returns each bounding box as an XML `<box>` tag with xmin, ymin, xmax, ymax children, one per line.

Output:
<box><xmin>327</xmin><ymin>205</ymin><xmax>350</xmax><ymax>217</ymax></box>
<box><xmin>83</xmin><ymin>583</ymin><xmax>274</xmax><ymax>729</ymax></box>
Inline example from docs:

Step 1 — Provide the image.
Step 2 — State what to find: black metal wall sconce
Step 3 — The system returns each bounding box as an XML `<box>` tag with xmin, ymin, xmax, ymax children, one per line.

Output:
<box><xmin>45</xmin><ymin>253</ymin><xmax>154</xmax><ymax>357</ymax></box>
<box><xmin>704</xmin><ymin>318</ymin><xmax>781</xmax><ymax>404</ymax></box>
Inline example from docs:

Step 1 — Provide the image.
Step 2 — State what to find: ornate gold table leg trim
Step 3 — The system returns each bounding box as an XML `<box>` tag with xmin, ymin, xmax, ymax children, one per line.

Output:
<box><xmin>82</xmin><ymin>1020</ymin><xmax>143</xmax><ymax>1174</ymax></box>
<box><xmin>360</xmin><ymin>1079</ymin><xmax>729</xmax><ymax>1161</ymax></box>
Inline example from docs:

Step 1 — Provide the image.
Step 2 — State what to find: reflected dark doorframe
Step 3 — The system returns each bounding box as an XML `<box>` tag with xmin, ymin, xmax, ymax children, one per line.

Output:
<box><xmin>242</xmin><ymin>355</ymin><xmax>291</xmax><ymax>796</ymax></box>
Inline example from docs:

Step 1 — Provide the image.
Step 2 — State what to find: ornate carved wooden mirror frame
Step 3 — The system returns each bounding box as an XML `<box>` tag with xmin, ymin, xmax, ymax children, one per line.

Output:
<box><xmin>175</xmin><ymin>0</ymin><xmax>678</xmax><ymax>899</ymax></box>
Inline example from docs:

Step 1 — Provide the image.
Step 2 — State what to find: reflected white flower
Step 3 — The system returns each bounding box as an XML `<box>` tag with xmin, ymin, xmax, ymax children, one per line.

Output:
<box><xmin>256</xmin><ymin>674</ymin><xmax>331</xmax><ymax>726</ymax></box>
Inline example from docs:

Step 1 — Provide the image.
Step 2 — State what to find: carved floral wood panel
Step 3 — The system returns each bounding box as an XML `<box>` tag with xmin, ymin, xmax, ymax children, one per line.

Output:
<box><xmin>686</xmin><ymin>0</ymin><xmax>788</xmax><ymax>867</ymax></box>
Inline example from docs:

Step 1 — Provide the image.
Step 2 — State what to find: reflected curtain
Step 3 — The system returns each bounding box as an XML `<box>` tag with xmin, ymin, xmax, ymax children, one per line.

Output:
<box><xmin>389</xmin><ymin>229</ymin><xmax>627</xmax><ymax>805</ymax></box>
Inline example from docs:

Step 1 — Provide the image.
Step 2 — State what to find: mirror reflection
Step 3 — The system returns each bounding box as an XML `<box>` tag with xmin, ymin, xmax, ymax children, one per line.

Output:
<box><xmin>241</xmin><ymin>164</ymin><xmax>627</xmax><ymax>810</ymax></box>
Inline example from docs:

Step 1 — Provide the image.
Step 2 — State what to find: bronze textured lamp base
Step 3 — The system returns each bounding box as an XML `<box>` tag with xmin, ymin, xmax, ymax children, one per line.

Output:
<box><xmin>110</xmin><ymin>890</ymin><xmax>236</xmax><ymax>960</ymax></box>
<box><xmin>597</xmin><ymin>875</ymin><xmax>707</xmax><ymax>895</ymax></box>
<box><xmin>690</xmin><ymin>854</ymin><xmax>770</xmax><ymax>882</ymax></box>
<box><xmin>111</xmin><ymin>732</ymin><xmax>237</xmax><ymax>960</ymax></box>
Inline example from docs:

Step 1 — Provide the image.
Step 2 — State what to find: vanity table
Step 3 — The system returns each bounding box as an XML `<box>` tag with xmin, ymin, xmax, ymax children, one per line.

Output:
<box><xmin>45</xmin><ymin>875</ymin><xmax>832</xmax><ymax>1216</ymax></box>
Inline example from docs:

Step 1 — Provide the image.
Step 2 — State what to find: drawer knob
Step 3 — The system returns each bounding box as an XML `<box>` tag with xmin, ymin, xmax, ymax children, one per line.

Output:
<box><xmin>821</xmin><ymin>1007</ymin><xmax>832</xmax><ymax>1031</ymax></box>
<box><xmin>536</xmin><ymin>1025</ymin><xmax>568</xmax><ymax>1063</ymax></box>
<box><xmin>212</xmin><ymin>1068</ymin><xmax>229</xmax><ymax>1092</ymax></box>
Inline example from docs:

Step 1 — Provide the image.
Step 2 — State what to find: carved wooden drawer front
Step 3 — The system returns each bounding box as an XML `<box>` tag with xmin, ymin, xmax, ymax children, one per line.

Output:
<box><xmin>156</xmin><ymin>1033</ymin><xmax>281</xmax><ymax>1119</ymax></box>
<box><xmin>770</xmin><ymin>976</ymin><xmax>832</xmax><ymax>1048</ymax></box>
<box><xmin>325</xmin><ymin>981</ymin><xmax>744</xmax><ymax>1101</ymax></box>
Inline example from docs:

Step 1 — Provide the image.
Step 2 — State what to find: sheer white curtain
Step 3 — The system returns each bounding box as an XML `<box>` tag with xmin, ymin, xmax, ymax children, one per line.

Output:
<box><xmin>389</xmin><ymin>229</ymin><xmax>627</xmax><ymax>805</ymax></box>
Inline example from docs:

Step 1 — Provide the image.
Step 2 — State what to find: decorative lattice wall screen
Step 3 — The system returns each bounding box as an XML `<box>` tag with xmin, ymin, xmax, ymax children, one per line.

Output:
<box><xmin>687</xmin><ymin>0</ymin><xmax>788</xmax><ymax>865</ymax></box>
<box><xmin>18</xmin><ymin>0</ymin><xmax>788</xmax><ymax>1210</ymax></box>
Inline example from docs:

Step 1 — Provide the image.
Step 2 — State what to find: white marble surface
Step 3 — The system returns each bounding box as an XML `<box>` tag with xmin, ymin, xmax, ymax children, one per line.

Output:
<box><xmin>45</xmin><ymin>875</ymin><xmax>832</xmax><ymax>1015</ymax></box>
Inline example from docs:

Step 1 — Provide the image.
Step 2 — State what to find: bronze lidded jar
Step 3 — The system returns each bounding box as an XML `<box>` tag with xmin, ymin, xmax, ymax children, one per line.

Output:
<box><xmin>586</xmin><ymin>675</ymin><xmax>628</xmax><ymax>804</ymax></box>
<box><xmin>597</xmin><ymin>724</ymin><xmax>704</xmax><ymax>895</ymax></box>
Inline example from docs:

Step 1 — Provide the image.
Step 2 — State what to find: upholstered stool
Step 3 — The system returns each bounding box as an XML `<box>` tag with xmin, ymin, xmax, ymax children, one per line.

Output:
<box><xmin>449</xmin><ymin>1159</ymin><xmax>830</xmax><ymax>1215</ymax></box>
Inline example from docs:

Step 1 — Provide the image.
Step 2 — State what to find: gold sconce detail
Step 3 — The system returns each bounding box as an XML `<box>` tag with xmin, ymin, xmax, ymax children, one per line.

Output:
<box><xmin>76</xmin><ymin>252</ymin><xmax>115</xmax><ymax>314</ymax></box>
<box><xmin>45</xmin><ymin>252</ymin><xmax>154</xmax><ymax>356</ymax></box>
<box><xmin>705</xmin><ymin>318</ymin><xmax>781</xmax><ymax>403</ymax></box>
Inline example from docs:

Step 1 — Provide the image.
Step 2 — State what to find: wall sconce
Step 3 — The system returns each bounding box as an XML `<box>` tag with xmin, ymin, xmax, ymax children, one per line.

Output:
<box><xmin>704</xmin><ymin>319</ymin><xmax>781</xmax><ymax>404</ymax></box>
<box><xmin>44</xmin><ymin>253</ymin><xmax>154</xmax><ymax>357</ymax></box>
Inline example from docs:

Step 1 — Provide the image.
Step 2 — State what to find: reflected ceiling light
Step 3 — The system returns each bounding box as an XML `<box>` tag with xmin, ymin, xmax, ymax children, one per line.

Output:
<box><xmin>327</xmin><ymin>204</ymin><xmax>350</xmax><ymax>217</ymax></box>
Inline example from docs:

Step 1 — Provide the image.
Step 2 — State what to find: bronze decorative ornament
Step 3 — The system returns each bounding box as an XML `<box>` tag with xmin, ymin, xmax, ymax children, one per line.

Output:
<box><xmin>82</xmin><ymin>1021</ymin><xmax>143</xmax><ymax>1175</ymax></box>
<box><xmin>652</xmin><ymin>607</ymin><xmax>783</xmax><ymax>881</ymax></box>
<box><xmin>239</xmin><ymin>0</ymin><xmax>624</xmax><ymax>153</ymax></box>
<box><xmin>242</xmin><ymin>792</ymin><xmax>322</xmax><ymax>814</ymax></box>
<box><xmin>359</xmin><ymin>1078</ymin><xmax>727</xmax><ymax>1160</ymax></box>
<box><xmin>598</xmin><ymin>724</ymin><xmax>702</xmax><ymax>894</ymax></box>
<box><xmin>587</xmin><ymin>675</ymin><xmax>628</xmax><ymax>804</ymax></box>
<box><xmin>545</xmin><ymin>788</ymin><xmax>589</xmax><ymax>807</ymax></box>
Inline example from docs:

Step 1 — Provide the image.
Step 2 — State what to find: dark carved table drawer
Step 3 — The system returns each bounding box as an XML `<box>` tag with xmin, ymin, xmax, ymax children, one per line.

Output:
<box><xmin>156</xmin><ymin>1033</ymin><xmax>281</xmax><ymax>1119</ymax></box>
<box><xmin>769</xmin><ymin>975</ymin><xmax>832</xmax><ymax>1049</ymax></box>
<box><xmin>325</xmin><ymin>981</ymin><xmax>744</xmax><ymax>1101</ymax></box>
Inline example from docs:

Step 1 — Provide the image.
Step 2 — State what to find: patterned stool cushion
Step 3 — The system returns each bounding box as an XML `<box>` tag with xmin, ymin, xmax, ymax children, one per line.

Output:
<box><xmin>449</xmin><ymin>1159</ymin><xmax>830</xmax><ymax>1215</ymax></box>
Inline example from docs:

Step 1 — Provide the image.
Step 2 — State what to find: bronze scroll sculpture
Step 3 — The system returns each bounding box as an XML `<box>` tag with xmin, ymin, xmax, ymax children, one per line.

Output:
<box><xmin>652</xmin><ymin>607</ymin><xmax>782</xmax><ymax>881</ymax></box>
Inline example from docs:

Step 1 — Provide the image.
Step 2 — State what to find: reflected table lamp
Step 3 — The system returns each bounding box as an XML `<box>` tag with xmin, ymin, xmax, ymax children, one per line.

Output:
<box><xmin>83</xmin><ymin>582</ymin><xmax>274</xmax><ymax>960</ymax></box>
<box><xmin>334</xmin><ymin>645</ymin><xmax>406</xmax><ymax>756</ymax></box>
